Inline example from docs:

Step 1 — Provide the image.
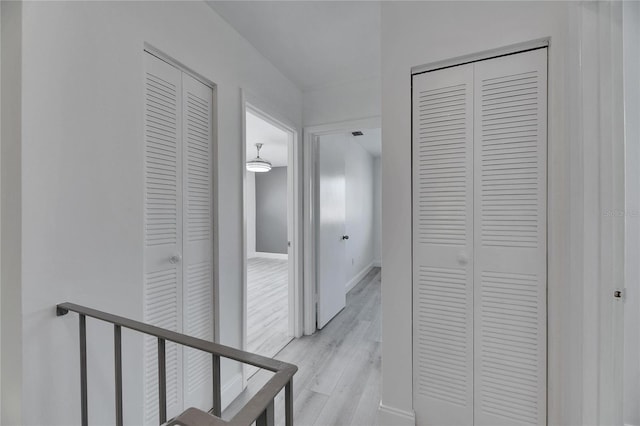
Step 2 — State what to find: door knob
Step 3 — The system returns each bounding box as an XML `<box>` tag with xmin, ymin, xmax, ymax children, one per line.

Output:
<box><xmin>457</xmin><ymin>251</ymin><xmax>468</xmax><ymax>265</ymax></box>
<box><xmin>169</xmin><ymin>254</ymin><xmax>182</xmax><ymax>264</ymax></box>
<box><xmin>341</xmin><ymin>235</ymin><xmax>349</xmax><ymax>240</ymax></box>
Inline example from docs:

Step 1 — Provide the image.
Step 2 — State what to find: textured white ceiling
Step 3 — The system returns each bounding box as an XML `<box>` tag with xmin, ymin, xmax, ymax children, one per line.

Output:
<box><xmin>206</xmin><ymin>1</ymin><xmax>381</xmax><ymax>91</ymax></box>
<box><xmin>246</xmin><ymin>110</ymin><xmax>289</xmax><ymax>168</ymax></box>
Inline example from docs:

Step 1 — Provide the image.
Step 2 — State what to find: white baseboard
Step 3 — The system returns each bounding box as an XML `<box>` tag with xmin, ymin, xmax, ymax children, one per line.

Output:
<box><xmin>248</xmin><ymin>251</ymin><xmax>257</xmax><ymax>259</ymax></box>
<box><xmin>254</xmin><ymin>251</ymin><xmax>288</xmax><ymax>260</ymax></box>
<box><xmin>221</xmin><ymin>372</ymin><xmax>243</xmax><ymax>411</ymax></box>
<box><xmin>346</xmin><ymin>262</ymin><xmax>374</xmax><ymax>293</ymax></box>
<box><xmin>377</xmin><ymin>403</ymin><xmax>416</xmax><ymax>426</ymax></box>
<box><xmin>373</xmin><ymin>260</ymin><xmax>381</xmax><ymax>267</ymax></box>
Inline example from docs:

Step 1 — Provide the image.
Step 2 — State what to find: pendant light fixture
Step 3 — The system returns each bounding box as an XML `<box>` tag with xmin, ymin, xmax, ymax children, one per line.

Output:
<box><xmin>246</xmin><ymin>143</ymin><xmax>272</xmax><ymax>173</ymax></box>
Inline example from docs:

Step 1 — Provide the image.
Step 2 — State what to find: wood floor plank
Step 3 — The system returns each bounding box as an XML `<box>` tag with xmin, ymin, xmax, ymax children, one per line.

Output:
<box><xmin>350</xmin><ymin>346</ymin><xmax>382</xmax><ymax>426</ymax></box>
<box><xmin>224</xmin><ymin>267</ymin><xmax>382</xmax><ymax>426</ymax></box>
<box><xmin>307</xmin><ymin>319</ymin><xmax>370</xmax><ymax>396</ymax></box>
<box><xmin>275</xmin><ymin>387</ymin><xmax>329</xmax><ymax>426</ymax></box>
<box><xmin>312</xmin><ymin>340</ymin><xmax>379</xmax><ymax>426</ymax></box>
<box><xmin>246</xmin><ymin>256</ymin><xmax>292</xmax><ymax>377</ymax></box>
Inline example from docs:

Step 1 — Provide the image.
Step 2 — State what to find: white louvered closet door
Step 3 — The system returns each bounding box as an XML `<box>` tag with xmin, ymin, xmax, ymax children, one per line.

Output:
<box><xmin>412</xmin><ymin>64</ymin><xmax>475</xmax><ymax>426</ymax></box>
<box><xmin>144</xmin><ymin>53</ymin><xmax>215</xmax><ymax>424</ymax></box>
<box><xmin>143</xmin><ymin>53</ymin><xmax>184</xmax><ymax>424</ymax></box>
<box><xmin>473</xmin><ymin>48</ymin><xmax>547</xmax><ymax>426</ymax></box>
<box><xmin>412</xmin><ymin>48</ymin><xmax>547</xmax><ymax>426</ymax></box>
<box><xmin>181</xmin><ymin>73</ymin><xmax>214</xmax><ymax>411</ymax></box>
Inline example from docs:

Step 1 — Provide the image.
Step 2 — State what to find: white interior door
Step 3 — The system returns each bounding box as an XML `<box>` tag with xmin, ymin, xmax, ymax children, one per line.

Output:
<box><xmin>412</xmin><ymin>63</ymin><xmax>475</xmax><ymax>426</ymax></box>
<box><xmin>412</xmin><ymin>48</ymin><xmax>547</xmax><ymax>426</ymax></box>
<box><xmin>473</xmin><ymin>48</ymin><xmax>547</xmax><ymax>426</ymax></box>
<box><xmin>143</xmin><ymin>52</ymin><xmax>184</xmax><ymax>424</ymax></box>
<box><xmin>317</xmin><ymin>133</ymin><xmax>347</xmax><ymax>329</ymax></box>
<box><xmin>181</xmin><ymin>72</ymin><xmax>214</xmax><ymax>411</ymax></box>
<box><xmin>144</xmin><ymin>52</ymin><xmax>215</xmax><ymax>423</ymax></box>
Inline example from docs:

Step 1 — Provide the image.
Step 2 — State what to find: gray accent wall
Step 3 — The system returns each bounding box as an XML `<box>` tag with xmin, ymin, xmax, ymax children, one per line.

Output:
<box><xmin>256</xmin><ymin>166</ymin><xmax>288</xmax><ymax>254</ymax></box>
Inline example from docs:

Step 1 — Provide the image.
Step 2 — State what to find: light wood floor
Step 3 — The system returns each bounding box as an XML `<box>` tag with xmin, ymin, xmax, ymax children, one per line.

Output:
<box><xmin>247</xmin><ymin>257</ymin><xmax>291</xmax><ymax>361</ymax></box>
<box><xmin>225</xmin><ymin>267</ymin><xmax>382</xmax><ymax>426</ymax></box>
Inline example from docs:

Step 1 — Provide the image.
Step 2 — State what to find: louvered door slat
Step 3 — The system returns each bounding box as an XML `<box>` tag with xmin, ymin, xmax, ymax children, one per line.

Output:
<box><xmin>412</xmin><ymin>64</ymin><xmax>474</xmax><ymax>426</ymax></box>
<box><xmin>143</xmin><ymin>53</ymin><xmax>183</xmax><ymax>425</ymax></box>
<box><xmin>473</xmin><ymin>48</ymin><xmax>547</xmax><ymax>426</ymax></box>
<box><xmin>182</xmin><ymin>73</ymin><xmax>214</xmax><ymax>411</ymax></box>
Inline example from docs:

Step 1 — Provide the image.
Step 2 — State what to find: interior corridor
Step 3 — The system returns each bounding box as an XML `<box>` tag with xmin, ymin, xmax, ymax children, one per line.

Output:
<box><xmin>225</xmin><ymin>267</ymin><xmax>381</xmax><ymax>426</ymax></box>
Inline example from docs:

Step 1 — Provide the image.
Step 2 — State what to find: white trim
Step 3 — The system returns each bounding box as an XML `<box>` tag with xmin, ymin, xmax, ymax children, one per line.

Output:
<box><xmin>303</xmin><ymin>116</ymin><xmax>382</xmax><ymax>335</ymax></box>
<box><xmin>220</xmin><ymin>372</ymin><xmax>243</xmax><ymax>411</ymax></box>
<box><xmin>252</xmin><ymin>252</ymin><xmax>288</xmax><ymax>260</ymax></box>
<box><xmin>373</xmin><ymin>261</ymin><xmax>382</xmax><ymax>268</ymax></box>
<box><xmin>411</xmin><ymin>37</ymin><xmax>550</xmax><ymax>75</ymax></box>
<box><xmin>144</xmin><ymin>43</ymin><xmax>215</xmax><ymax>89</ymax></box>
<box><xmin>376</xmin><ymin>403</ymin><xmax>416</xmax><ymax>426</ymax></box>
<box><xmin>240</xmin><ymin>91</ymin><xmax>303</xmax><ymax>389</ymax></box>
<box><xmin>241</xmin><ymin>93</ymin><xmax>248</xmax><ymax>390</ymax></box>
<box><xmin>346</xmin><ymin>262</ymin><xmax>374</xmax><ymax>293</ymax></box>
<box><xmin>303</xmin><ymin>134</ymin><xmax>318</xmax><ymax>335</ymax></box>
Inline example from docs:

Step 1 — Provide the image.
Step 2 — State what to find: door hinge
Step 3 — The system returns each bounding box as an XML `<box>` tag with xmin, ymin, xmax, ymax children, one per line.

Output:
<box><xmin>614</xmin><ymin>288</ymin><xmax>626</xmax><ymax>301</ymax></box>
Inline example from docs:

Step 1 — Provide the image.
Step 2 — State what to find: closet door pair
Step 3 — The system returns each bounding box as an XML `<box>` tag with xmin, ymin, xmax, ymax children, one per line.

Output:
<box><xmin>143</xmin><ymin>52</ymin><xmax>214</xmax><ymax>424</ymax></box>
<box><xmin>412</xmin><ymin>48</ymin><xmax>547</xmax><ymax>426</ymax></box>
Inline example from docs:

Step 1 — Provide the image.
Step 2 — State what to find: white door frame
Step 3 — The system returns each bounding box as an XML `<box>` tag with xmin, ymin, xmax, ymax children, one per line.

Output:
<box><xmin>241</xmin><ymin>91</ymin><xmax>303</xmax><ymax>385</ymax></box>
<box><xmin>302</xmin><ymin>116</ymin><xmax>381</xmax><ymax>335</ymax></box>
<box><xmin>398</xmin><ymin>28</ymin><xmax>626</xmax><ymax>424</ymax></box>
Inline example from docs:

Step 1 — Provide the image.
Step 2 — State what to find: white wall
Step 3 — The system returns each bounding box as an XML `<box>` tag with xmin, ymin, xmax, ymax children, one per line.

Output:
<box><xmin>380</xmin><ymin>2</ymin><xmax>598</xmax><ymax>425</ymax></box>
<box><xmin>300</xmin><ymin>1</ymin><xmax>380</xmax><ymax>127</ymax></box>
<box><xmin>246</xmin><ymin>171</ymin><xmax>256</xmax><ymax>258</ymax></box>
<box><xmin>1</xmin><ymin>2</ymin><xmax>22</xmax><ymax>424</ymax></box>
<box><xmin>17</xmin><ymin>2</ymin><xmax>302</xmax><ymax>424</ymax></box>
<box><xmin>373</xmin><ymin>157</ymin><xmax>381</xmax><ymax>267</ymax></box>
<box><xmin>345</xmin><ymin>138</ymin><xmax>375</xmax><ymax>289</ymax></box>
<box><xmin>303</xmin><ymin>75</ymin><xmax>381</xmax><ymax>126</ymax></box>
<box><xmin>624</xmin><ymin>2</ymin><xmax>640</xmax><ymax>425</ymax></box>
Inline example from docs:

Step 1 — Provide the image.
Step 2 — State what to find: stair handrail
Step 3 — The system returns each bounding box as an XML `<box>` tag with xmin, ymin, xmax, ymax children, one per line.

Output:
<box><xmin>57</xmin><ymin>302</ymin><xmax>296</xmax><ymax>426</ymax></box>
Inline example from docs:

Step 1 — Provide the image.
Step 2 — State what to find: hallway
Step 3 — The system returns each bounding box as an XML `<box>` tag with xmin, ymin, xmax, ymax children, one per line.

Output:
<box><xmin>224</xmin><ymin>267</ymin><xmax>381</xmax><ymax>426</ymax></box>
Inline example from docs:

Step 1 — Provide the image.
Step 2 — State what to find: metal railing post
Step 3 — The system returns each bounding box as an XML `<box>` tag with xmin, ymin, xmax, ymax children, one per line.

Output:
<box><xmin>256</xmin><ymin>399</ymin><xmax>274</xmax><ymax>426</ymax></box>
<box><xmin>212</xmin><ymin>354</ymin><xmax>221</xmax><ymax>416</ymax></box>
<box><xmin>285</xmin><ymin>379</ymin><xmax>293</xmax><ymax>426</ymax></box>
<box><xmin>79</xmin><ymin>314</ymin><xmax>88</xmax><ymax>426</ymax></box>
<box><xmin>158</xmin><ymin>338</ymin><xmax>167</xmax><ymax>425</ymax></box>
<box><xmin>114</xmin><ymin>325</ymin><xmax>123</xmax><ymax>426</ymax></box>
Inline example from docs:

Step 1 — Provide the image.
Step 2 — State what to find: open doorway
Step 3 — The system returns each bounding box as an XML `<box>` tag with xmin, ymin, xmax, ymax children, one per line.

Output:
<box><xmin>243</xmin><ymin>104</ymin><xmax>297</xmax><ymax>377</ymax></box>
<box><xmin>305</xmin><ymin>120</ymin><xmax>382</xmax><ymax>332</ymax></box>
